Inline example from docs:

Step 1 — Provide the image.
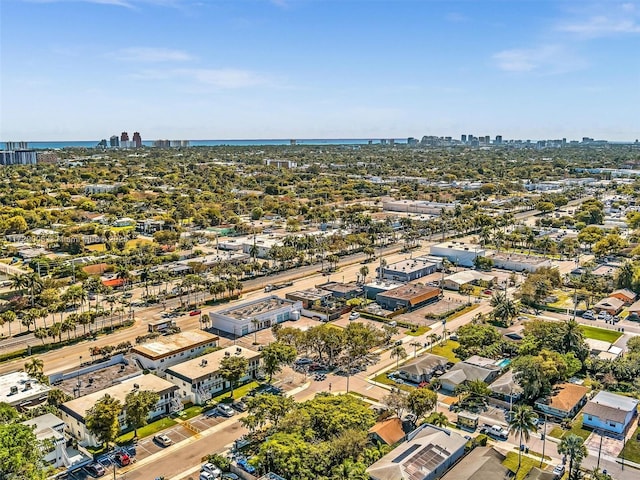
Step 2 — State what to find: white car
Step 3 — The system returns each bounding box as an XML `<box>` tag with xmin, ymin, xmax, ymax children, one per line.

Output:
<box><xmin>349</xmin><ymin>312</ymin><xmax>360</xmax><ymax>320</ymax></box>
<box><xmin>552</xmin><ymin>465</ymin><xmax>565</xmax><ymax>478</ymax></box>
<box><xmin>217</xmin><ymin>404</ymin><xmax>236</xmax><ymax>417</ymax></box>
<box><xmin>200</xmin><ymin>472</ymin><xmax>217</xmax><ymax>480</ymax></box>
<box><xmin>201</xmin><ymin>463</ymin><xmax>222</xmax><ymax>478</ymax></box>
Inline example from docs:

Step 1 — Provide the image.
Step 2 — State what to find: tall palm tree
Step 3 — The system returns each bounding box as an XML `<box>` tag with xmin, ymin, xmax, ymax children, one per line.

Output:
<box><xmin>390</xmin><ymin>344</ymin><xmax>407</xmax><ymax>370</ymax></box>
<box><xmin>490</xmin><ymin>292</ymin><xmax>517</xmax><ymax>326</ymax></box>
<box><xmin>359</xmin><ymin>265</ymin><xmax>369</xmax><ymax>284</ymax></box>
<box><xmin>1</xmin><ymin>310</ymin><xmax>16</xmax><ymax>337</ymax></box>
<box><xmin>558</xmin><ymin>434</ymin><xmax>587</xmax><ymax>480</ymax></box>
<box><xmin>508</xmin><ymin>405</ymin><xmax>539</xmax><ymax>472</ymax></box>
<box><xmin>24</xmin><ymin>357</ymin><xmax>44</xmax><ymax>378</ymax></box>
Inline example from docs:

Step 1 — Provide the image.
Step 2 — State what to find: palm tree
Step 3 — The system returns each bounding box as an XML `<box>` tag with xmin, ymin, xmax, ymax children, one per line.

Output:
<box><xmin>428</xmin><ymin>333</ymin><xmax>440</xmax><ymax>352</ymax></box>
<box><xmin>62</xmin><ymin>316</ymin><xmax>77</xmax><ymax>340</ymax></box>
<box><xmin>359</xmin><ymin>265</ymin><xmax>369</xmax><ymax>284</ymax></box>
<box><xmin>427</xmin><ymin>412</ymin><xmax>449</xmax><ymax>427</ymax></box>
<box><xmin>1</xmin><ymin>310</ymin><xmax>16</xmax><ymax>337</ymax></box>
<box><xmin>558</xmin><ymin>434</ymin><xmax>587</xmax><ymax>480</ymax></box>
<box><xmin>21</xmin><ymin>309</ymin><xmax>36</xmax><ymax>332</ymax></box>
<box><xmin>34</xmin><ymin>327</ymin><xmax>48</xmax><ymax>344</ymax></box>
<box><xmin>24</xmin><ymin>357</ymin><xmax>44</xmax><ymax>378</ymax></box>
<box><xmin>390</xmin><ymin>344</ymin><xmax>407</xmax><ymax>370</ymax></box>
<box><xmin>490</xmin><ymin>292</ymin><xmax>517</xmax><ymax>326</ymax></box>
<box><xmin>508</xmin><ymin>405</ymin><xmax>539</xmax><ymax>472</ymax></box>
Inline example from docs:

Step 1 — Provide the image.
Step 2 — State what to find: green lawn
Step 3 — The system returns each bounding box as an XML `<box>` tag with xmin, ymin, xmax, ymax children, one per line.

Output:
<box><xmin>430</xmin><ymin>340</ymin><xmax>460</xmax><ymax>363</ymax></box>
<box><xmin>619</xmin><ymin>427</ymin><xmax>640</xmax><ymax>463</ymax></box>
<box><xmin>115</xmin><ymin>416</ymin><xmax>177</xmax><ymax>444</ymax></box>
<box><xmin>209</xmin><ymin>380</ymin><xmax>260</xmax><ymax>404</ymax></box>
<box><xmin>405</xmin><ymin>326</ymin><xmax>430</xmax><ymax>336</ymax></box>
<box><xmin>549</xmin><ymin>419</ymin><xmax>592</xmax><ymax>442</ymax></box>
<box><xmin>174</xmin><ymin>404</ymin><xmax>203</xmax><ymax>420</ymax></box>
<box><xmin>503</xmin><ymin>451</ymin><xmax>548</xmax><ymax>480</ymax></box>
<box><xmin>371</xmin><ymin>372</ymin><xmax>415</xmax><ymax>392</ymax></box>
<box><xmin>447</xmin><ymin>305</ymin><xmax>479</xmax><ymax>321</ymax></box>
<box><xmin>579</xmin><ymin>325</ymin><xmax>623</xmax><ymax>343</ymax></box>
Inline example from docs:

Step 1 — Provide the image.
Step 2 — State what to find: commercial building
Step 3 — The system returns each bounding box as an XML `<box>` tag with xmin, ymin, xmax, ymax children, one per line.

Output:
<box><xmin>534</xmin><ymin>382</ymin><xmax>588</xmax><ymax>419</ymax></box>
<box><xmin>59</xmin><ymin>374</ymin><xmax>180</xmax><ymax>447</ymax></box>
<box><xmin>376</xmin><ymin>284</ymin><xmax>441</xmax><ymax>311</ymax></box>
<box><xmin>488</xmin><ymin>253</ymin><xmax>552</xmax><ymax>272</ymax></box>
<box><xmin>132</xmin><ymin>132</ymin><xmax>142</xmax><ymax>148</ymax></box>
<box><xmin>130</xmin><ymin>331</ymin><xmax>219</xmax><ymax>371</ymax></box>
<box><xmin>398</xmin><ymin>354</ymin><xmax>448</xmax><ymax>384</ymax></box>
<box><xmin>430</xmin><ymin>242</ymin><xmax>485</xmax><ymax>267</ymax></box>
<box><xmin>0</xmin><ymin>147</ymin><xmax>38</xmax><ymax>165</ymax></box>
<box><xmin>285</xmin><ymin>288</ymin><xmax>333</xmax><ymax>309</ymax></box>
<box><xmin>0</xmin><ymin>371</ymin><xmax>51</xmax><ymax>409</ymax></box>
<box><xmin>442</xmin><ymin>270</ymin><xmax>497</xmax><ymax>291</ymax></box>
<box><xmin>366</xmin><ymin>425</ymin><xmax>467</xmax><ymax>480</ymax></box>
<box><xmin>377</xmin><ymin>257</ymin><xmax>440</xmax><ymax>282</ymax></box>
<box><xmin>315</xmin><ymin>281</ymin><xmax>362</xmax><ymax>299</ymax></box>
<box><xmin>209</xmin><ymin>295</ymin><xmax>302</xmax><ymax>337</ymax></box>
<box><xmin>582</xmin><ymin>391</ymin><xmax>638</xmax><ymax>438</ymax></box>
<box><xmin>84</xmin><ymin>183</ymin><xmax>123</xmax><ymax>194</ymax></box>
<box><xmin>364</xmin><ymin>280</ymin><xmax>404</xmax><ymax>300</ymax></box>
<box><xmin>166</xmin><ymin>346</ymin><xmax>261</xmax><ymax>404</ymax></box>
<box><xmin>610</xmin><ymin>289</ymin><xmax>637</xmax><ymax>305</ymax></box>
<box><xmin>382</xmin><ymin>199</ymin><xmax>458</xmax><ymax>215</ymax></box>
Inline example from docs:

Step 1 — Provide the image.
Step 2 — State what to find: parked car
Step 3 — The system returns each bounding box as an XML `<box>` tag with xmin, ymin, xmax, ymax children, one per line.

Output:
<box><xmin>217</xmin><ymin>404</ymin><xmax>236</xmax><ymax>417</ymax></box>
<box><xmin>153</xmin><ymin>433</ymin><xmax>172</xmax><ymax>447</ymax></box>
<box><xmin>200</xmin><ymin>472</ymin><xmax>217</xmax><ymax>480</ymax></box>
<box><xmin>85</xmin><ymin>463</ymin><xmax>106</xmax><ymax>477</ymax></box>
<box><xmin>582</xmin><ymin>310</ymin><xmax>596</xmax><ymax>320</ymax></box>
<box><xmin>113</xmin><ymin>452</ymin><xmax>131</xmax><ymax>467</ymax></box>
<box><xmin>190</xmin><ymin>310</ymin><xmax>202</xmax><ymax>316</ymax></box>
<box><xmin>237</xmin><ymin>458</ymin><xmax>256</xmax><ymax>474</ymax></box>
<box><xmin>201</xmin><ymin>462</ymin><xmax>222</xmax><ymax>477</ymax></box>
<box><xmin>552</xmin><ymin>465</ymin><xmax>566</xmax><ymax>478</ymax></box>
<box><xmin>232</xmin><ymin>400</ymin><xmax>248</xmax><ymax>412</ymax></box>
<box><xmin>349</xmin><ymin>312</ymin><xmax>360</xmax><ymax>320</ymax></box>
<box><xmin>483</xmin><ymin>289</ymin><xmax>493</xmax><ymax>295</ymax></box>
<box><xmin>294</xmin><ymin>358</ymin><xmax>313</xmax><ymax>366</ymax></box>
<box><xmin>222</xmin><ymin>474</ymin><xmax>240</xmax><ymax>480</ymax></box>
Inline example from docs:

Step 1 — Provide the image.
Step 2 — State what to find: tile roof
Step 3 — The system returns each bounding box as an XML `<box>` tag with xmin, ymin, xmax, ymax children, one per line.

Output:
<box><xmin>369</xmin><ymin>418</ymin><xmax>406</xmax><ymax>445</ymax></box>
<box><xmin>545</xmin><ymin>383</ymin><xmax>588</xmax><ymax>413</ymax></box>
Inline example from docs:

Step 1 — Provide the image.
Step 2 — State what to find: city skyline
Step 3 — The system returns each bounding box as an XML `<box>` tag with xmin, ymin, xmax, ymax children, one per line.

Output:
<box><xmin>1</xmin><ymin>0</ymin><xmax>639</xmax><ymax>141</ymax></box>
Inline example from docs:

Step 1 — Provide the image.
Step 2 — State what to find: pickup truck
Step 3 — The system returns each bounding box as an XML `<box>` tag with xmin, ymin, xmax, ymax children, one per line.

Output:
<box><xmin>264</xmin><ymin>281</ymin><xmax>293</xmax><ymax>292</ymax></box>
<box><xmin>480</xmin><ymin>424</ymin><xmax>509</xmax><ymax>440</ymax></box>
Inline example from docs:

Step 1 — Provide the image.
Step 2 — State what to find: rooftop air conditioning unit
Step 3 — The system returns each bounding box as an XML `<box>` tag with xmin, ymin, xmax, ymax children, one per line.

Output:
<box><xmin>10</xmin><ymin>386</ymin><xmax>18</xmax><ymax>395</ymax></box>
<box><xmin>24</xmin><ymin>382</ymin><xmax>31</xmax><ymax>390</ymax></box>
<box><xmin>236</xmin><ymin>347</ymin><xmax>242</xmax><ymax>354</ymax></box>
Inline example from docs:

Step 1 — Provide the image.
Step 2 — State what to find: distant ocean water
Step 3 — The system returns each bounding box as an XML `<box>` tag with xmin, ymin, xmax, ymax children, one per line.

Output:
<box><xmin>13</xmin><ymin>139</ymin><xmax>407</xmax><ymax>149</ymax></box>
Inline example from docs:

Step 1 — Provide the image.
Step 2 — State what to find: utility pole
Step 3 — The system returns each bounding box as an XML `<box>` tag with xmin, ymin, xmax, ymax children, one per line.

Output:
<box><xmin>539</xmin><ymin>413</ymin><xmax>547</xmax><ymax>468</ymax></box>
<box><xmin>597</xmin><ymin>429</ymin><xmax>604</xmax><ymax>469</ymax></box>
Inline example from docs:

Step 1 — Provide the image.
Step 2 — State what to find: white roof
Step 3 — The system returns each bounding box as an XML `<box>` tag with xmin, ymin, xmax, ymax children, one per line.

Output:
<box><xmin>0</xmin><ymin>371</ymin><xmax>51</xmax><ymax>407</ymax></box>
<box><xmin>585</xmin><ymin>338</ymin><xmax>612</xmax><ymax>353</ymax></box>
<box><xmin>590</xmin><ymin>391</ymin><xmax>639</xmax><ymax>412</ymax></box>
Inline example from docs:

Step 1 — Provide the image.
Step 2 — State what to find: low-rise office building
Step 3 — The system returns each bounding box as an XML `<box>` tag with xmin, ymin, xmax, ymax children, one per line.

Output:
<box><xmin>430</xmin><ymin>242</ymin><xmax>485</xmax><ymax>267</ymax></box>
<box><xmin>442</xmin><ymin>270</ymin><xmax>497</xmax><ymax>291</ymax></box>
<box><xmin>488</xmin><ymin>253</ymin><xmax>552</xmax><ymax>273</ymax></box>
<box><xmin>209</xmin><ymin>296</ymin><xmax>302</xmax><ymax>336</ymax></box>
<box><xmin>364</xmin><ymin>280</ymin><xmax>404</xmax><ymax>300</ymax></box>
<box><xmin>0</xmin><ymin>371</ymin><xmax>51</xmax><ymax>409</ymax></box>
<box><xmin>376</xmin><ymin>284</ymin><xmax>441</xmax><ymax>311</ymax></box>
<box><xmin>285</xmin><ymin>288</ymin><xmax>333</xmax><ymax>309</ymax></box>
<box><xmin>59</xmin><ymin>374</ymin><xmax>180</xmax><ymax>447</ymax></box>
<box><xmin>166</xmin><ymin>346</ymin><xmax>261</xmax><ymax>404</ymax></box>
<box><xmin>377</xmin><ymin>257</ymin><xmax>440</xmax><ymax>282</ymax></box>
<box><xmin>131</xmin><ymin>331</ymin><xmax>219</xmax><ymax>371</ymax></box>
<box><xmin>316</xmin><ymin>281</ymin><xmax>362</xmax><ymax>299</ymax></box>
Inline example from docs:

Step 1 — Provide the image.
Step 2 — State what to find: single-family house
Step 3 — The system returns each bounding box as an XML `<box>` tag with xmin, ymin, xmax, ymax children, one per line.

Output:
<box><xmin>610</xmin><ymin>289</ymin><xmax>637</xmax><ymax>305</ymax></box>
<box><xmin>534</xmin><ymin>383</ymin><xmax>588</xmax><ymax>419</ymax></box>
<box><xmin>368</xmin><ymin>417</ymin><xmax>406</xmax><ymax>446</ymax></box>
<box><xmin>398</xmin><ymin>354</ymin><xmax>448</xmax><ymax>384</ymax></box>
<box><xmin>582</xmin><ymin>391</ymin><xmax>639</xmax><ymax>438</ymax></box>
<box><xmin>439</xmin><ymin>356</ymin><xmax>501</xmax><ymax>393</ymax></box>
<box><xmin>366</xmin><ymin>425</ymin><xmax>467</xmax><ymax>480</ymax></box>
<box><xmin>592</xmin><ymin>297</ymin><xmax>625</xmax><ymax>315</ymax></box>
<box><xmin>489</xmin><ymin>370</ymin><xmax>523</xmax><ymax>405</ymax></box>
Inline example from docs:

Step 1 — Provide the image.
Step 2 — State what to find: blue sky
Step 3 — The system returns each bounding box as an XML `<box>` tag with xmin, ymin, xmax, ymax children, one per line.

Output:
<box><xmin>1</xmin><ymin>0</ymin><xmax>639</xmax><ymax>141</ymax></box>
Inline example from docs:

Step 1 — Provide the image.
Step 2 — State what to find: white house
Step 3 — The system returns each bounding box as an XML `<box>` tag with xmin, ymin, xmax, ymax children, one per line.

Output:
<box><xmin>209</xmin><ymin>296</ymin><xmax>302</xmax><ymax>337</ymax></box>
<box><xmin>166</xmin><ymin>346</ymin><xmax>261</xmax><ymax>404</ymax></box>
<box><xmin>582</xmin><ymin>391</ymin><xmax>639</xmax><ymax>438</ymax></box>
<box><xmin>0</xmin><ymin>371</ymin><xmax>51</xmax><ymax>409</ymax></box>
<box><xmin>59</xmin><ymin>374</ymin><xmax>181</xmax><ymax>447</ymax></box>
<box><xmin>130</xmin><ymin>330</ymin><xmax>219</xmax><ymax>371</ymax></box>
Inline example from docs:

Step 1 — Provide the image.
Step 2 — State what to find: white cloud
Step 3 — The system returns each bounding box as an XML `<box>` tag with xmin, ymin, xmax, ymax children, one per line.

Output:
<box><xmin>116</xmin><ymin>47</ymin><xmax>193</xmax><ymax>62</ymax></box>
<box><xmin>23</xmin><ymin>0</ymin><xmax>183</xmax><ymax>9</ymax></box>
<box><xmin>492</xmin><ymin>45</ymin><xmax>586</xmax><ymax>74</ymax></box>
<box><xmin>131</xmin><ymin>68</ymin><xmax>269</xmax><ymax>89</ymax></box>
<box><xmin>559</xmin><ymin>16</ymin><xmax>640</xmax><ymax>36</ymax></box>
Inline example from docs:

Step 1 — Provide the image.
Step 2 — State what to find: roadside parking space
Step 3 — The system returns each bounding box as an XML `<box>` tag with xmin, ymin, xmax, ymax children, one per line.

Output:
<box><xmin>134</xmin><ymin>424</ymin><xmax>195</xmax><ymax>460</ymax></box>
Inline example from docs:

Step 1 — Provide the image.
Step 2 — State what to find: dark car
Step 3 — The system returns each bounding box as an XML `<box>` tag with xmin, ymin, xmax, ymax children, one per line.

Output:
<box><xmin>114</xmin><ymin>452</ymin><xmax>131</xmax><ymax>467</ymax></box>
<box><xmin>232</xmin><ymin>400</ymin><xmax>248</xmax><ymax>412</ymax></box>
<box><xmin>85</xmin><ymin>463</ymin><xmax>106</xmax><ymax>477</ymax></box>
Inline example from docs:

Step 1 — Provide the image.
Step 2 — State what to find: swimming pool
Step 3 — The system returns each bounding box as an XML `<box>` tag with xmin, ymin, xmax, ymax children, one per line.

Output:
<box><xmin>495</xmin><ymin>358</ymin><xmax>511</xmax><ymax>368</ymax></box>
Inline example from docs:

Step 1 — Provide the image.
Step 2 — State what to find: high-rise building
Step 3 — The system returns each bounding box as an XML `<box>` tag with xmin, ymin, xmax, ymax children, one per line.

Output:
<box><xmin>495</xmin><ymin>135</ymin><xmax>502</xmax><ymax>145</ymax></box>
<box><xmin>133</xmin><ymin>132</ymin><xmax>142</xmax><ymax>148</ymax></box>
<box><xmin>1</xmin><ymin>142</ymin><xmax>37</xmax><ymax>165</ymax></box>
<box><xmin>461</xmin><ymin>135</ymin><xmax>467</xmax><ymax>143</ymax></box>
<box><xmin>120</xmin><ymin>131</ymin><xmax>129</xmax><ymax>142</ymax></box>
<box><xmin>110</xmin><ymin>135</ymin><xmax>120</xmax><ymax>147</ymax></box>
<box><xmin>467</xmin><ymin>134</ymin><xmax>474</xmax><ymax>144</ymax></box>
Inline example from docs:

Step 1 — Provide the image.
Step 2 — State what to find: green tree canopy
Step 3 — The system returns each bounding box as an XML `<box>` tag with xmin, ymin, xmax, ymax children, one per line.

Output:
<box><xmin>124</xmin><ymin>389</ymin><xmax>160</xmax><ymax>438</ymax></box>
<box><xmin>219</xmin><ymin>354</ymin><xmax>249</xmax><ymax>398</ymax></box>
<box><xmin>85</xmin><ymin>394</ymin><xmax>122</xmax><ymax>449</ymax></box>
